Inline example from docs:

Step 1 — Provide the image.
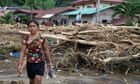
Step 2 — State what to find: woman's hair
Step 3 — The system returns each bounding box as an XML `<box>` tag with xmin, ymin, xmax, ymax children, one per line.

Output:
<box><xmin>27</xmin><ymin>19</ymin><xmax>39</xmax><ymax>27</ymax></box>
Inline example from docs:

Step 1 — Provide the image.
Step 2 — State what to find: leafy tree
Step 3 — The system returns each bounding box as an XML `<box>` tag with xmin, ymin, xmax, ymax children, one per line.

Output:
<box><xmin>21</xmin><ymin>0</ymin><xmax>56</xmax><ymax>10</ymax></box>
<box><xmin>45</xmin><ymin>0</ymin><xmax>56</xmax><ymax>10</ymax></box>
<box><xmin>0</xmin><ymin>0</ymin><xmax>75</xmax><ymax>10</ymax></box>
<box><xmin>33</xmin><ymin>0</ymin><xmax>56</xmax><ymax>10</ymax></box>
<box><xmin>14</xmin><ymin>0</ymin><xmax>25</xmax><ymax>6</ymax></box>
<box><xmin>0</xmin><ymin>0</ymin><xmax>13</xmax><ymax>7</ymax></box>
<box><xmin>21</xmin><ymin>0</ymin><xmax>34</xmax><ymax>9</ymax></box>
<box><xmin>112</xmin><ymin>0</ymin><xmax>140</xmax><ymax>25</ymax></box>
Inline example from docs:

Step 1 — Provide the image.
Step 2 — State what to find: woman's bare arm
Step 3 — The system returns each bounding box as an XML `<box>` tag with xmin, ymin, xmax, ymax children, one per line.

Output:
<box><xmin>43</xmin><ymin>39</ymin><xmax>53</xmax><ymax>65</ymax></box>
<box><xmin>17</xmin><ymin>43</ymin><xmax>26</xmax><ymax>74</ymax></box>
<box><xmin>18</xmin><ymin>44</ymin><xmax>26</xmax><ymax>66</ymax></box>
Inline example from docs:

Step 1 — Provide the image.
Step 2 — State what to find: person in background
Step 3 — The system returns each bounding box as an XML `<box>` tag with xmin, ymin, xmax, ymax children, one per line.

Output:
<box><xmin>17</xmin><ymin>20</ymin><xmax>53</xmax><ymax>84</ymax></box>
<box><xmin>75</xmin><ymin>12</ymin><xmax>82</xmax><ymax>23</ymax></box>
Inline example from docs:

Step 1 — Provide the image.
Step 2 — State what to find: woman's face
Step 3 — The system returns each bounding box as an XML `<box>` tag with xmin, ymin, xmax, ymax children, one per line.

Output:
<box><xmin>28</xmin><ymin>22</ymin><xmax>38</xmax><ymax>34</ymax></box>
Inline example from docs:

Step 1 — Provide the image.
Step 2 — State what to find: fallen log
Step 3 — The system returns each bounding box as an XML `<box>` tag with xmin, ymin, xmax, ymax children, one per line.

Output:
<box><xmin>101</xmin><ymin>53</ymin><xmax>140</xmax><ymax>63</ymax></box>
<box><xmin>43</xmin><ymin>34</ymin><xmax>120</xmax><ymax>48</ymax></box>
<box><xmin>18</xmin><ymin>30</ymin><xmax>30</xmax><ymax>35</ymax></box>
<box><xmin>18</xmin><ymin>30</ymin><xmax>120</xmax><ymax>48</ymax></box>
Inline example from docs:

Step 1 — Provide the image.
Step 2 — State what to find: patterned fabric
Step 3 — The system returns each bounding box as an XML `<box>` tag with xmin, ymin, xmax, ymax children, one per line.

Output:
<box><xmin>22</xmin><ymin>34</ymin><xmax>45</xmax><ymax>63</ymax></box>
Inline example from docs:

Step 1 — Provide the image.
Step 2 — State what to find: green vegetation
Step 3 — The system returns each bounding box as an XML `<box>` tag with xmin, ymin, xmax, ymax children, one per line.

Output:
<box><xmin>0</xmin><ymin>0</ymin><xmax>13</xmax><ymax>7</ymax></box>
<box><xmin>55</xmin><ymin>0</ymin><xmax>75</xmax><ymax>7</ymax></box>
<box><xmin>0</xmin><ymin>12</ymin><xmax>15</xmax><ymax>24</ymax></box>
<box><xmin>21</xmin><ymin>0</ymin><xmax>56</xmax><ymax>10</ymax></box>
<box><xmin>112</xmin><ymin>0</ymin><xmax>140</xmax><ymax>26</ymax></box>
<box><xmin>18</xmin><ymin>15</ymin><xmax>31</xmax><ymax>23</ymax></box>
<box><xmin>0</xmin><ymin>0</ymin><xmax>74</xmax><ymax>10</ymax></box>
<box><xmin>21</xmin><ymin>0</ymin><xmax>74</xmax><ymax>10</ymax></box>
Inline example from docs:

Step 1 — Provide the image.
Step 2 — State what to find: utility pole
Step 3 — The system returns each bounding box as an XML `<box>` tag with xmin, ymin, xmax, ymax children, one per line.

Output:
<box><xmin>31</xmin><ymin>0</ymin><xmax>34</xmax><ymax>20</ymax></box>
<box><xmin>96</xmin><ymin>0</ymin><xmax>100</xmax><ymax>24</ymax></box>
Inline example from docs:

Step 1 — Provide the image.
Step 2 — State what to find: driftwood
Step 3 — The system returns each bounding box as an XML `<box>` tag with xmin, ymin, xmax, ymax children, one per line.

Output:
<box><xmin>19</xmin><ymin>30</ymin><xmax>120</xmax><ymax>48</ymax></box>
<box><xmin>101</xmin><ymin>53</ymin><xmax>140</xmax><ymax>63</ymax></box>
<box><xmin>17</xmin><ymin>24</ymin><xmax>140</xmax><ymax>73</ymax></box>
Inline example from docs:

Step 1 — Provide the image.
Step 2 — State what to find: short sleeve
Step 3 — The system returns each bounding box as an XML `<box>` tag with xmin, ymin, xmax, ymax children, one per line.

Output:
<box><xmin>22</xmin><ymin>35</ymin><xmax>28</xmax><ymax>45</ymax></box>
<box><xmin>40</xmin><ymin>36</ymin><xmax>45</xmax><ymax>44</ymax></box>
<box><xmin>22</xmin><ymin>39</ymin><xmax>26</xmax><ymax>45</ymax></box>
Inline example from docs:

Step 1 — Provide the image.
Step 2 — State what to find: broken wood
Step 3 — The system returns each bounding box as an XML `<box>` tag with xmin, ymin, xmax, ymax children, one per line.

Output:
<box><xmin>101</xmin><ymin>53</ymin><xmax>140</xmax><ymax>63</ymax></box>
<box><xmin>16</xmin><ymin>24</ymin><xmax>140</xmax><ymax>74</ymax></box>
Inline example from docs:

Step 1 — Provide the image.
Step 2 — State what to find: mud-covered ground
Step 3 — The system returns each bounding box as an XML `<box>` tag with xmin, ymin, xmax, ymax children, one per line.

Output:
<box><xmin>0</xmin><ymin>27</ymin><xmax>23</xmax><ymax>75</ymax></box>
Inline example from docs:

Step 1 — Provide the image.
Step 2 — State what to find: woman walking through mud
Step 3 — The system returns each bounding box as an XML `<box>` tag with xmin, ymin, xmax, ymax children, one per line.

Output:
<box><xmin>17</xmin><ymin>20</ymin><xmax>53</xmax><ymax>84</ymax></box>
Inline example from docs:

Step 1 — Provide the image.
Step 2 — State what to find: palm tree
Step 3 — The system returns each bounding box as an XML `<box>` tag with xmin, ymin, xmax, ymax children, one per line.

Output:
<box><xmin>112</xmin><ymin>0</ymin><xmax>140</xmax><ymax>25</ymax></box>
<box><xmin>0</xmin><ymin>12</ymin><xmax>15</xmax><ymax>24</ymax></box>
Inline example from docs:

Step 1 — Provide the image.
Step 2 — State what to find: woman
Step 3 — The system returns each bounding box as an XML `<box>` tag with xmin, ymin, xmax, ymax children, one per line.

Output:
<box><xmin>17</xmin><ymin>20</ymin><xmax>53</xmax><ymax>84</ymax></box>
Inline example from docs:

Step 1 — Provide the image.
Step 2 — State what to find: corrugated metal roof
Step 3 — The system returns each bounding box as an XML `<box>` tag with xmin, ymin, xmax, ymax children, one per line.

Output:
<box><xmin>35</xmin><ymin>7</ymin><xmax>75</xmax><ymax>18</ymax></box>
<box><xmin>69</xmin><ymin>0</ymin><xmax>123</xmax><ymax>5</ymax></box>
<box><xmin>14</xmin><ymin>7</ymin><xmax>75</xmax><ymax>18</ymax></box>
<box><xmin>41</xmin><ymin>14</ymin><xmax>54</xmax><ymax>18</ymax></box>
<box><xmin>62</xmin><ymin>6</ymin><xmax>112</xmax><ymax>15</ymax></box>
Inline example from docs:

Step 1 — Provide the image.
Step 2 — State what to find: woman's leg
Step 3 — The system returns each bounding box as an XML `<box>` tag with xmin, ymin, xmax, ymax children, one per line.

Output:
<box><xmin>34</xmin><ymin>75</ymin><xmax>42</xmax><ymax>84</ymax></box>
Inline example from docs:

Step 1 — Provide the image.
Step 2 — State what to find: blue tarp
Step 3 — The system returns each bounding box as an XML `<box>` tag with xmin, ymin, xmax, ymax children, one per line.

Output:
<box><xmin>10</xmin><ymin>52</ymin><xmax>20</xmax><ymax>58</ymax></box>
<box><xmin>13</xmin><ymin>52</ymin><xmax>20</xmax><ymax>57</ymax></box>
<box><xmin>62</xmin><ymin>6</ymin><xmax>112</xmax><ymax>15</ymax></box>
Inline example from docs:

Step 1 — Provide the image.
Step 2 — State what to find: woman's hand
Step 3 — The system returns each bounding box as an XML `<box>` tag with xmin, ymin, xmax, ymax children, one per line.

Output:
<box><xmin>48</xmin><ymin>62</ymin><xmax>54</xmax><ymax>68</ymax></box>
<box><xmin>17</xmin><ymin>63</ymin><xmax>23</xmax><ymax>74</ymax></box>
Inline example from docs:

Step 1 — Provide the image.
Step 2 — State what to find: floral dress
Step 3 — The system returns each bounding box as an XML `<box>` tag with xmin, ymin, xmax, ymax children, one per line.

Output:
<box><xmin>22</xmin><ymin>34</ymin><xmax>45</xmax><ymax>63</ymax></box>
